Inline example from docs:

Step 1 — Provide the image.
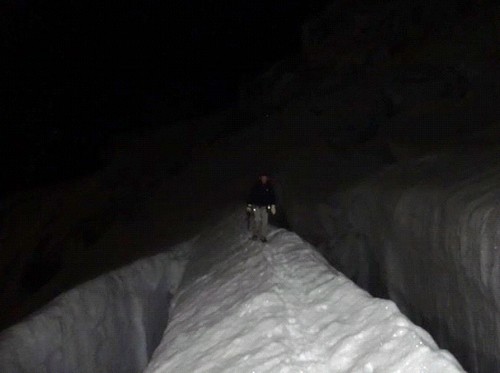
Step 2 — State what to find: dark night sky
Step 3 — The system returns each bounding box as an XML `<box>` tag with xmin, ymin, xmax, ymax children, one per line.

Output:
<box><xmin>0</xmin><ymin>0</ymin><xmax>328</xmax><ymax>192</ymax></box>
<box><xmin>3</xmin><ymin>0</ymin><xmax>326</xmax><ymax>91</ymax></box>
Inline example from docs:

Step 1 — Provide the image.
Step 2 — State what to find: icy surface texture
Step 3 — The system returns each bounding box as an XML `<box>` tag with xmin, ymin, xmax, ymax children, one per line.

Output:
<box><xmin>0</xmin><ymin>243</ymin><xmax>190</xmax><ymax>373</ymax></box>
<box><xmin>145</xmin><ymin>212</ymin><xmax>464</xmax><ymax>372</ymax></box>
<box><xmin>334</xmin><ymin>152</ymin><xmax>500</xmax><ymax>373</ymax></box>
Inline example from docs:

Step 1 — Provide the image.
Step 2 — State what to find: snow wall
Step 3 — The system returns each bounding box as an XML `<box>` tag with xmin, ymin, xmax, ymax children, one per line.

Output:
<box><xmin>0</xmin><ymin>243</ymin><xmax>190</xmax><ymax>373</ymax></box>
<box><xmin>315</xmin><ymin>152</ymin><xmax>500</xmax><ymax>373</ymax></box>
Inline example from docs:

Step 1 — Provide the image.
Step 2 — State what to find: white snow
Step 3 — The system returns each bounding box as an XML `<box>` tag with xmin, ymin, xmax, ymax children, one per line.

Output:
<box><xmin>144</xmin><ymin>212</ymin><xmax>464</xmax><ymax>373</ymax></box>
<box><xmin>0</xmin><ymin>241</ymin><xmax>191</xmax><ymax>373</ymax></box>
<box><xmin>0</xmin><ymin>204</ymin><xmax>466</xmax><ymax>373</ymax></box>
<box><xmin>324</xmin><ymin>152</ymin><xmax>500</xmax><ymax>373</ymax></box>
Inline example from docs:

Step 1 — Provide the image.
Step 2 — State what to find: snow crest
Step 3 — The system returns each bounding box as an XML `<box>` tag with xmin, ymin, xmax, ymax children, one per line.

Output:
<box><xmin>145</xmin><ymin>212</ymin><xmax>464</xmax><ymax>372</ymax></box>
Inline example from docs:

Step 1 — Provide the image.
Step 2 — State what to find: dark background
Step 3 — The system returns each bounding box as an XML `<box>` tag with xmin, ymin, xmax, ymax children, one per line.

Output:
<box><xmin>0</xmin><ymin>0</ymin><xmax>329</xmax><ymax>193</ymax></box>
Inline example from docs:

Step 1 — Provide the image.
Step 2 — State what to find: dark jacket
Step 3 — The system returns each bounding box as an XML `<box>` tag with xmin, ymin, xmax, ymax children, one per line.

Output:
<box><xmin>247</xmin><ymin>181</ymin><xmax>276</xmax><ymax>207</ymax></box>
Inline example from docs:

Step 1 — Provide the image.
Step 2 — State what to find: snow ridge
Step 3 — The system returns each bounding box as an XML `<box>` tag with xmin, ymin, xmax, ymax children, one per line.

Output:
<box><xmin>145</xmin><ymin>212</ymin><xmax>464</xmax><ymax>372</ymax></box>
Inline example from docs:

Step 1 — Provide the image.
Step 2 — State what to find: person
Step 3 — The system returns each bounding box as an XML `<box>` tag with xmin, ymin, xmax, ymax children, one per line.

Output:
<box><xmin>246</xmin><ymin>173</ymin><xmax>276</xmax><ymax>242</ymax></box>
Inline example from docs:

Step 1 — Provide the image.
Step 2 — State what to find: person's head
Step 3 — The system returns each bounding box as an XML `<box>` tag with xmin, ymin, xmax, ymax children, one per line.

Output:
<box><xmin>258</xmin><ymin>173</ymin><xmax>269</xmax><ymax>184</ymax></box>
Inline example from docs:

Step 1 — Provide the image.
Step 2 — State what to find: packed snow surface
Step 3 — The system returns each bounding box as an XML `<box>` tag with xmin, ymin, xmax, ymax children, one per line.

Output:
<box><xmin>145</xmin><ymin>212</ymin><xmax>464</xmax><ymax>373</ymax></box>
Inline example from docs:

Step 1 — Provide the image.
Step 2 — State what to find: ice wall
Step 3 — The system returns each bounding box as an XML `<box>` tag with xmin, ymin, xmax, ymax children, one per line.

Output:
<box><xmin>330</xmin><ymin>152</ymin><xmax>500</xmax><ymax>373</ymax></box>
<box><xmin>0</xmin><ymin>243</ymin><xmax>190</xmax><ymax>373</ymax></box>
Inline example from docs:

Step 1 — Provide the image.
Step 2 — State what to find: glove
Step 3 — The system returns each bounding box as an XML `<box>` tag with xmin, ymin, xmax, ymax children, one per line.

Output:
<box><xmin>270</xmin><ymin>204</ymin><xmax>276</xmax><ymax>215</ymax></box>
<box><xmin>246</xmin><ymin>204</ymin><xmax>253</xmax><ymax>213</ymax></box>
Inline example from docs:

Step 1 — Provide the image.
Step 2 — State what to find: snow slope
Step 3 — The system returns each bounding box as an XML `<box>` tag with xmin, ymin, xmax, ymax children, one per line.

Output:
<box><xmin>329</xmin><ymin>151</ymin><xmax>500</xmax><ymax>373</ymax></box>
<box><xmin>0</xmin><ymin>242</ymin><xmax>190</xmax><ymax>373</ymax></box>
<box><xmin>145</xmin><ymin>212</ymin><xmax>464</xmax><ymax>372</ymax></box>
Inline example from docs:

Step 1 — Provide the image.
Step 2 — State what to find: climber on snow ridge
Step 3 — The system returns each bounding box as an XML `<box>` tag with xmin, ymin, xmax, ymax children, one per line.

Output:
<box><xmin>246</xmin><ymin>172</ymin><xmax>276</xmax><ymax>242</ymax></box>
